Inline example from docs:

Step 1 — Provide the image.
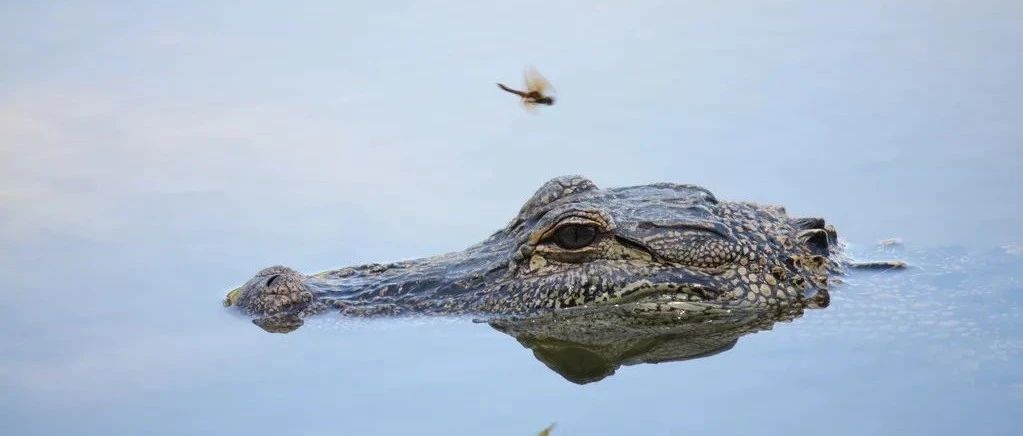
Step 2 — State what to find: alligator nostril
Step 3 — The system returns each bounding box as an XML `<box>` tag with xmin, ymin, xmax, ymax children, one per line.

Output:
<box><xmin>266</xmin><ymin>274</ymin><xmax>281</xmax><ymax>287</ymax></box>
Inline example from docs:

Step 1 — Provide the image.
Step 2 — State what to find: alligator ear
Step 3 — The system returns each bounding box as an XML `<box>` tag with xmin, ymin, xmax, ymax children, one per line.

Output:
<box><xmin>514</xmin><ymin>175</ymin><xmax>598</xmax><ymax>219</ymax></box>
<box><xmin>792</xmin><ymin>217</ymin><xmax>838</xmax><ymax>255</ymax></box>
<box><xmin>798</xmin><ymin>229</ymin><xmax>831</xmax><ymax>256</ymax></box>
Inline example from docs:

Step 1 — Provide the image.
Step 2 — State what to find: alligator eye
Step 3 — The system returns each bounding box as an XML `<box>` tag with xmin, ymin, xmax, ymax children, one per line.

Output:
<box><xmin>265</xmin><ymin>274</ymin><xmax>281</xmax><ymax>287</ymax></box>
<box><xmin>553</xmin><ymin>224</ymin><xmax>598</xmax><ymax>250</ymax></box>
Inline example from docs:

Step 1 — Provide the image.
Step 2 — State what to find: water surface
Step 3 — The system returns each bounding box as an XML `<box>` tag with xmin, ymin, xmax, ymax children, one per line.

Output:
<box><xmin>2</xmin><ymin>1</ymin><xmax>1021</xmax><ymax>435</ymax></box>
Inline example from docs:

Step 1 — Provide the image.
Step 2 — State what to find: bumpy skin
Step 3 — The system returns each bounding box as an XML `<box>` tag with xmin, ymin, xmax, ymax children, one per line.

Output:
<box><xmin>224</xmin><ymin>176</ymin><xmax>844</xmax><ymax>330</ymax></box>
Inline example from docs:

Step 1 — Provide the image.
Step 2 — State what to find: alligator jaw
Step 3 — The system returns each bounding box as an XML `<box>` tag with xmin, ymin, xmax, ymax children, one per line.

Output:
<box><xmin>610</xmin><ymin>281</ymin><xmax>722</xmax><ymax>305</ymax></box>
<box><xmin>226</xmin><ymin>243</ymin><xmax>512</xmax><ymax>319</ymax></box>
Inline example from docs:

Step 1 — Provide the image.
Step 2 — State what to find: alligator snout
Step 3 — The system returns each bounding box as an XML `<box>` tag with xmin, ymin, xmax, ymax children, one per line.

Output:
<box><xmin>223</xmin><ymin>266</ymin><xmax>313</xmax><ymax>316</ymax></box>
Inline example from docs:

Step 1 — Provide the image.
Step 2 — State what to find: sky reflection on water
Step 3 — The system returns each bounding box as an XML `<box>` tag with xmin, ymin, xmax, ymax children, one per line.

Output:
<box><xmin>2</xmin><ymin>1</ymin><xmax>1021</xmax><ymax>435</ymax></box>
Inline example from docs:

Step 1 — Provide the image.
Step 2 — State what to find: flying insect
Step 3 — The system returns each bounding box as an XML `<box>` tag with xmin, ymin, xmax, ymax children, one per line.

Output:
<box><xmin>497</xmin><ymin>66</ymin><xmax>556</xmax><ymax>111</ymax></box>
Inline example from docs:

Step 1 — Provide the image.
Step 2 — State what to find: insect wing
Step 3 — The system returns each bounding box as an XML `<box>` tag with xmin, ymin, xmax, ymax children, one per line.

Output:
<box><xmin>524</xmin><ymin>66</ymin><xmax>554</xmax><ymax>95</ymax></box>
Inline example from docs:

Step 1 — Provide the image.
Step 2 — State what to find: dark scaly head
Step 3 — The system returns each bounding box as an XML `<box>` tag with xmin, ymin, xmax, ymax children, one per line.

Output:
<box><xmin>224</xmin><ymin>176</ymin><xmax>838</xmax><ymax>326</ymax></box>
<box><xmin>473</xmin><ymin>176</ymin><xmax>837</xmax><ymax>314</ymax></box>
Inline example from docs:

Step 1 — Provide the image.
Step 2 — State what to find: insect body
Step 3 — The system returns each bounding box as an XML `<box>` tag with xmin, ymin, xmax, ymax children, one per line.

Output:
<box><xmin>497</xmin><ymin>66</ymin><xmax>556</xmax><ymax>111</ymax></box>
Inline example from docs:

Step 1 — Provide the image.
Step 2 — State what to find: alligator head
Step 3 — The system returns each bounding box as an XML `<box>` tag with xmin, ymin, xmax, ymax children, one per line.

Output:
<box><xmin>224</xmin><ymin>175</ymin><xmax>839</xmax><ymax>332</ymax></box>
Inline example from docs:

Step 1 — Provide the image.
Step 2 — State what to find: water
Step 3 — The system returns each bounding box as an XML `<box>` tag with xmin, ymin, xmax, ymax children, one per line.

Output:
<box><xmin>2</xmin><ymin>1</ymin><xmax>1021</xmax><ymax>435</ymax></box>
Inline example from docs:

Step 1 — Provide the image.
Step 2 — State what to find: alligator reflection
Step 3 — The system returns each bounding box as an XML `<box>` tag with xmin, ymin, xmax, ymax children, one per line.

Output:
<box><xmin>248</xmin><ymin>306</ymin><xmax>815</xmax><ymax>384</ymax></box>
<box><xmin>486</xmin><ymin>306</ymin><xmax>811</xmax><ymax>384</ymax></box>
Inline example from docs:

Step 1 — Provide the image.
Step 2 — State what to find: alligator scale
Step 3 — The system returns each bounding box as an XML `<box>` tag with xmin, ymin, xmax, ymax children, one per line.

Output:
<box><xmin>224</xmin><ymin>176</ymin><xmax>900</xmax><ymax>334</ymax></box>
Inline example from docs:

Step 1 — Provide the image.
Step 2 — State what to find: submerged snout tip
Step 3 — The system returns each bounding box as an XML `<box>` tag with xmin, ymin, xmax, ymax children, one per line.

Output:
<box><xmin>223</xmin><ymin>287</ymin><xmax>244</xmax><ymax>307</ymax></box>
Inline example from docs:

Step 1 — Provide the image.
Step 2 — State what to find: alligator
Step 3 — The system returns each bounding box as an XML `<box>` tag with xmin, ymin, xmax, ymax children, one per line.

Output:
<box><xmin>224</xmin><ymin>175</ymin><xmax>902</xmax><ymax>334</ymax></box>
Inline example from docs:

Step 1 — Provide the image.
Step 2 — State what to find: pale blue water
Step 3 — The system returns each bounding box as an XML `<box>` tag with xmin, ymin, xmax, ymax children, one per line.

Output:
<box><xmin>2</xmin><ymin>1</ymin><xmax>1021</xmax><ymax>435</ymax></box>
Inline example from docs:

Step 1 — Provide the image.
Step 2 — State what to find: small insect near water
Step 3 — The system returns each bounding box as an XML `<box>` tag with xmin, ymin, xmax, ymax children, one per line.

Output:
<box><xmin>497</xmin><ymin>66</ymin><xmax>556</xmax><ymax>112</ymax></box>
